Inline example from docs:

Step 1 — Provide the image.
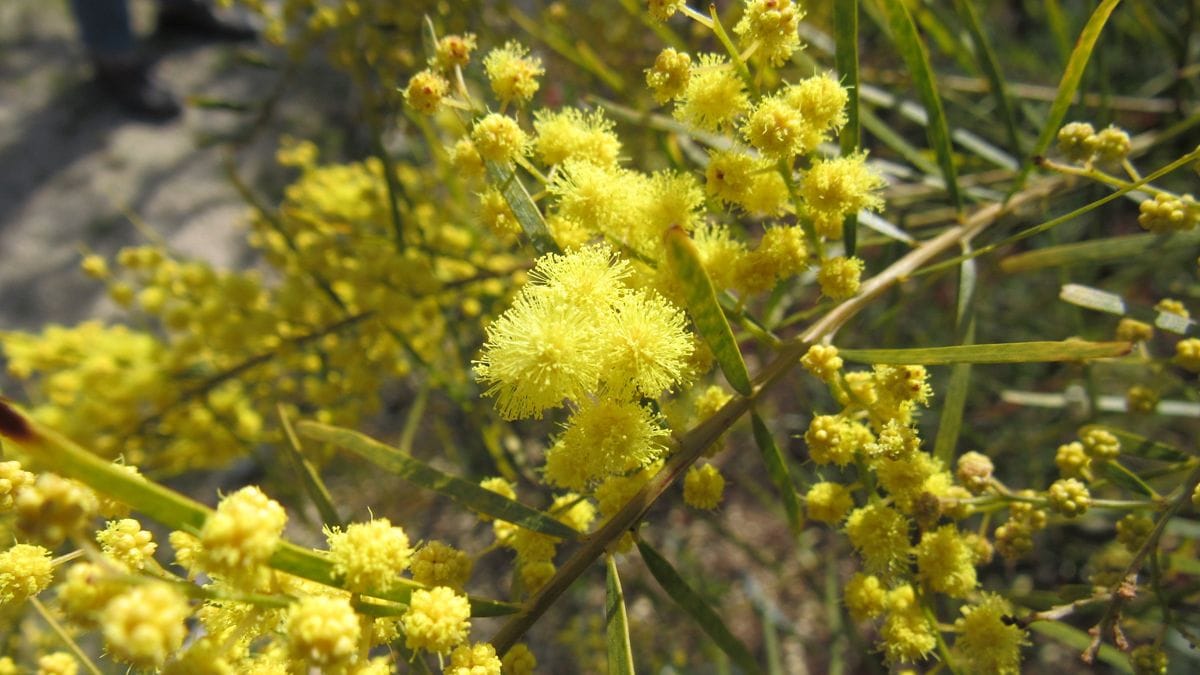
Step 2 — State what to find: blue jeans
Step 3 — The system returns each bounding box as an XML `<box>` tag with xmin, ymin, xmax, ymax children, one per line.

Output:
<box><xmin>69</xmin><ymin>0</ymin><xmax>199</xmax><ymax>57</ymax></box>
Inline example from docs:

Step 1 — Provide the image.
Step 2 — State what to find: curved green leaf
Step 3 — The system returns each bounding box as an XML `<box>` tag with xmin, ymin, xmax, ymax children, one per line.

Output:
<box><xmin>663</xmin><ymin>226</ymin><xmax>753</xmax><ymax>396</ymax></box>
<box><xmin>486</xmin><ymin>161</ymin><xmax>560</xmax><ymax>256</ymax></box>
<box><xmin>876</xmin><ymin>0</ymin><xmax>962</xmax><ymax>210</ymax></box>
<box><xmin>606</xmin><ymin>556</ymin><xmax>636</xmax><ymax>675</ymax></box>
<box><xmin>297</xmin><ymin>420</ymin><xmax>580</xmax><ymax>540</ymax></box>
<box><xmin>637</xmin><ymin>540</ymin><xmax>762</xmax><ymax>675</ymax></box>
<box><xmin>952</xmin><ymin>0</ymin><xmax>1022</xmax><ymax>160</ymax></box>
<box><xmin>750</xmin><ymin>412</ymin><xmax>804</xmax><ymax>535</ymax></box>
<box><xmin>1001</xmin><ymin>230</ymin><xmax>1200</xmax><ymax>273</ymax></box>
<box><xmin>839</xmin><ymin>340</ymin><xmax>1130</xmax><ymax>365</ymax></box>
<box><xmin>1012</xmin><ymin>0</ymin><xmax>1123</xmax><ymax>193</ymax></box>
<box><xmin>834</xmin><ymin>0</ymin><xmax>861</xmax><ymax>253</ymax></box>
<box><xmin>278</xmin><ymin>405</ymin><xmax>344</xmax><ymax>529</ymax></box>
<box><xmin>934</xmin><ymin>253</ymin><xmax>977</xmax><ymax>464</ymax></box>
<box><xmin>1096</xmin><ymin>460</ymin><xmax>1157</xmax><ymax>498</ymax></box>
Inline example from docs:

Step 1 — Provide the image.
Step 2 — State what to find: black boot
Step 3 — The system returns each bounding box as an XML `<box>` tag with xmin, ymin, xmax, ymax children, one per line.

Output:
<box><xmin>156</xmin><ymin>1</ymin><xmax>258</xmax><ymax>41</ymax></box>
<box><xmin>93</xmin><ymin>54</ymin><xmax>182</xmax><ymax>120</ymax></box>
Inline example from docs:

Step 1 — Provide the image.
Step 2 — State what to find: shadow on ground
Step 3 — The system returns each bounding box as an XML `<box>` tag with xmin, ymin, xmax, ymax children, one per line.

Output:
<box><xmin>0</xmin><ymin>0</ymin><xmax>351</xmax><ymax>331</ymax></box>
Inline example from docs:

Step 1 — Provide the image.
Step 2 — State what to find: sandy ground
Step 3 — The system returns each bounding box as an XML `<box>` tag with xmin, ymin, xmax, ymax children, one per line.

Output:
<box><xmin>0</xmin><ymin>0</ymin><xmax>341</xmax><ymax>332</ymax></box>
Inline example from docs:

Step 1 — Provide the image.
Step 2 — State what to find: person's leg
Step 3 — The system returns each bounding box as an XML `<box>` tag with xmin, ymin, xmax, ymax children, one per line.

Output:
<box><xmin>68</xmin><ymin>0</ymin><xmax>181</xmax><ymax>120</ymax></box>
<box><xmin>155</xmin><ymin>0</ymin><xmax>257</xmax><ymax>40</ymax></box>
<box><xmin>69</xmin><ymin>0</ymin><xmax>136</xmax><ymax>58</ymax></box>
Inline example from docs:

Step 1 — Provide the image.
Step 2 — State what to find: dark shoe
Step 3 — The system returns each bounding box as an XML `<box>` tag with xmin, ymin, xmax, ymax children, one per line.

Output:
<box><xmin>156</xmin><ymin>2</ymin><xmax>258</xmax><ymax>41</ymax></box>
<box><xmin>94</xmin><ymin>55</ymin><xmax>182</xmax><ymax>121</ymax></box>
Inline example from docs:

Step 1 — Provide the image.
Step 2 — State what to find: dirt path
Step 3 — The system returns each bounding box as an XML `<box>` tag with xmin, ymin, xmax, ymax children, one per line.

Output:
<box><xmin>0</xmin><ymin>1</ymin><xmax>338</xmax><ymax>332</ymax></box>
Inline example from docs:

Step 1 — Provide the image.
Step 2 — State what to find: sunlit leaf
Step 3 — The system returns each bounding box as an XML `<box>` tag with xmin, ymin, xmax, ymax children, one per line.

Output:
<box><xmin>606</xmin><ymin>556</ymin><xmax>636</xmax><ymax>675</ymax></box>
<box><xmin>750</xmin><ymin>412</ymin><xmax>804</xmax><ymax>535</ymax></box>
<box><xmin>637</xmin><ymin>540</ymin><xmax>762</xmax><ymax>675</ymax></box>
<box><xmin>664</xmin><ymin>226</ymin><xmax>753</xmax><ymax>396</ymax></box>
<box><xmin>840</xmin><ymin>340</ymin><xmax>1130</xmax><ymax>365</ymax></box>
<box><xmin>297</xmin><ymin>421</ymin><xmax>580</xmax><ymax>540</ymax></box>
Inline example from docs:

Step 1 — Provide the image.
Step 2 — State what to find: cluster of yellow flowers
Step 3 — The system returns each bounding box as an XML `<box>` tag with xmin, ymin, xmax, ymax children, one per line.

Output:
<box><xmin>1</xmin><ymin>139</ymin><xmax>524</xmax><ymax>472</ymax></box>
<box><xmin>0</xmin><ymin>454</ymin><xmax>534</xmax><ymax>673</ymax></box>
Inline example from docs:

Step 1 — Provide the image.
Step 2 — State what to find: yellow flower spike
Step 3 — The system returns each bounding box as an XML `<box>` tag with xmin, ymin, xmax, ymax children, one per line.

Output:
<box><xmin>1057</xmin><ymin>121</ymin><xmax>1098</xmax><ymax>163</ymax></box>
<box><xmin>0</xmin><ymin>460</ymin><xmax>34</xmax><ymax>511</ymax></box>
<box><xmin>805</xmin><ymin>481</ymin><xmax>853</xmax><ymax>524</ymax></box>
<box><xmin>683</xmin><ymin>463</ymin><xmax>725</xmax><ymax>510</ymax></box>
<box><xmin>472</xmin><ymin>114</ymin><xmax>528</xmax><ymax>164</ymax></box>
<box><xmin>800</xmin><ymin>344</ymin><xmax>842</xmax><ymax>383</ymax></box>
<box><xmin>483</xmin><ymin>41</ymin><xmax>544</xmax><ymax>107</ymax></box>
<box><xmin>402</xmin><ymin>586</ymin><xmax>472</xmax><ymax>654</ymax></box>
<box><xmin>734</xmin><ymin>0</ymin><xmax>804</xmax><ymax>66</ymax></box>
<box><xmin>785</xmin><ymin>72</ymin><xmax>849</xmax><ymax>136</ymax></box>
<box><xmin>801</xmin><ymin>154</ymin><xmax>886</xmax><ymax>239</ymax></box>
<box><xmin>544</xmin><ymin>399</ymin><xmax>668</xmax><ymax>490</ymax></box>
<box><xmin>325</xmin><ymin>517</ymin><xmax>413</xmax><ymax>593</ymax></box>
<box><xmin>285</xmin><ymin>595</ymin><xmax>361</xmax><ymax>670</ymax></box>
<box><xmin>15</xmin><ymin>473</ymin><xmax>99</xmax><ymax>546</ymax></box>
<box><xmin>447</xmin><ymin>642</ymin><xmax>502</xmax><ymax>675</ymax></box>
<box><xmin>36</xmin><ymin>652</ymin><xmax>78</xmax><ymax>675</ymax></box>
<box><xmin>646</xmin><ymin>48</ymin><xmax>691</xmax><ymax>103</ymax></box>
<box><xmin>600</xmin><ymin>289</ymin><xmax>695</xmax><ymax>399</ymax></box>
<box><xmin>433</xmin><ymin>33</ymin><xmax>478</xmax><ymax>72</ymax></box>
<box><xmin>501</xmin><ymin>643</ymin><xmax>537</xmax><ymax>675</ymax></box>
<box><xmin>198</xmin><ymin>485</ymin><xmax>287</xmax><ymax>588</ymax></box>
<box><xmin>648</xmin><ymin>0</ymin><xmax>686</xmax><ymax>22</ymax></box>
<box><xmin>0</xmin><ymin>543</ymin><xmax>53</xmax><ymax>608</ymax></box>
<box><xmin>915</xmin><ymin>525</ymin><xmax>978</xmax><ymax>598</ymax></box>
<box><xmin>673</xmin><ymin>54</ymin><xmax>748</xmax><ymax>131</ymax></box>
<box><xmin>741</xmin><ymin>93</ymin><xmax>816</xmax><ymax>160</ymax></box>
<box><xmin>101</xmin><ymin>583</ymin><xmax>191</xmax><ymax>670</ymax></box>
<box><xmin>58</xmin><ymin>562</ymin><xmax>124</xmax><ymax>628</ymax></box>
<box><xmin>954</xmin><ymin>594</ymin><xmax>1027</xmax><ymax>674</ymax></box>
<box><xmin>532</xmin><ymin>107</ymin><xmax>621</xmax><ymax>167</ymax></box>
<box><xmin>474</xmin><ymin>294</ymin><xmax>602</xmax><ymax>420</ymax></box>
<box><xmin>843</xmin><ymin>573</ymin><xmax>887</xmax><ymax>621</ymax></box>
<box><xmin>817</xmin><ymin>256</ymin><xmax>864</xmax><ymax>300</ymax></box>
<box><xmin>404</xmin><ymin>69</ymin><xmax>449</xmax><ymax>115</ymax></box>
<box><xmin>411</xmin><ymin>541</ymin><xmax>473</xmax><ymax>592</ymax></box>
<box><xmin>844</xmin><ymin>503</ymin><xmax>910</xmax><ymax>580</ymax></box>
<box><xmin>96</xmin><ymin>518</ymin><xmax>157</xmax><ymax>570</ymax></box>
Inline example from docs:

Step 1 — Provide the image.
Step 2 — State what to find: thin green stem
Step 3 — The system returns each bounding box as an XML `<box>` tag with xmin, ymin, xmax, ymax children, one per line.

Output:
<box><xmin>918</xmin><ymin>147</ymin><xmax>1200</xmax><ymax>277</ymax></box>
<box><xmin>31</xmin><ymin>596</ymin><xmax>104</xmax><ymax>675</ymax></box>
<box><xmin>706</xmin><ymin>4</ymin><xmax>756</xmax><ymax>95</ymax></box>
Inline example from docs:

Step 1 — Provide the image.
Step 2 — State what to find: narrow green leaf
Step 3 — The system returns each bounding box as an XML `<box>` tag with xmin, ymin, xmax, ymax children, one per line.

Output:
<box><xmin>1078</xmin><ymin>424</ymin><xmax>1192</xmax><ymax>461</ymax></box>
<box><xmin>486</xmin><ymin>161</ymin><xmax>560</xmax><ymax>256</ymax></box>
<box><xmin>934</xmin><ymin>253</ymin><xmax>977</xmax><ymax>464</ymax></box>
<box><xmin>278</xmin><ymin>405</ymin><xmax>344</xmax><ymax>528</ymax></box>
<box><xmin>876</xmin><ymin>0</ymin><xmax>962</xmax><ymax>210</ymax></box>
<box><xmin>606</xmin><ymin>556</ymin><xmax>636</xmax><ymax>675</ymax></box>
<box><xmin>663</xmin><ymin>226</ymin><xmax>753</xmax><ymax>396</ymax></box>
<box><xmin>834</xmin><ymin>0</ymin><xmax>861</xmax><ymax>254</ymax></box>
<box><xmin>1028</xmin><ymin>621</ymin><xmax>1133</xmax><ymax>673</ymax></box>
<box><xmin>839</xmin><ymin>340</ymin><xmax>1130</xmax><ymax>365</ymax></box>
<box><xmin>750</xmin><ymin>412</ymin><xmax>804</xmax><ymax>535</ymax></box>
<box><xmin>297</xmin><ymin>421</ymin><xmax>580</xmax><ymax>540</ymax></box>
<box><xmin>0</xmin><ymin>400</ymin><xmax>518</xmax><ymax>617</ymax></box>
<box><xmin>637</xmin><ymin>540</ymin><xmax>762</xmax><ymax>675</ymax></box>
<box><xmin>1059</xmin><ymin>284</ymin><xmax>1126</xmax><ymax>316</ymax></box>
<box><xmin>1012</xmin><ymin>0</ymin><xmax>1123</xmax><ymax>193</ymax></box>
<box><xmin>1168</xmin><ymin>552</ymin><xmax>1200</xmax><ymax>575</ymax></box>
<box><xmin>1001</xmin><ymin>230</ymin><xmax>1200</xmax><ymax>273</ymax></box>
<box><xmin>1096</xmin><ymin>461</ymin><xmax>1156</xmax><ymax>498</ymax></box>
<box><xmin>762</xmin><ymin>606</ymin><xmax>784</xmax><ymax>675</ymax></box>
<box><xmin>952</xmin><ymin>0</ymin><xmax>1022</xmax><ymax>160</ymax></box>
